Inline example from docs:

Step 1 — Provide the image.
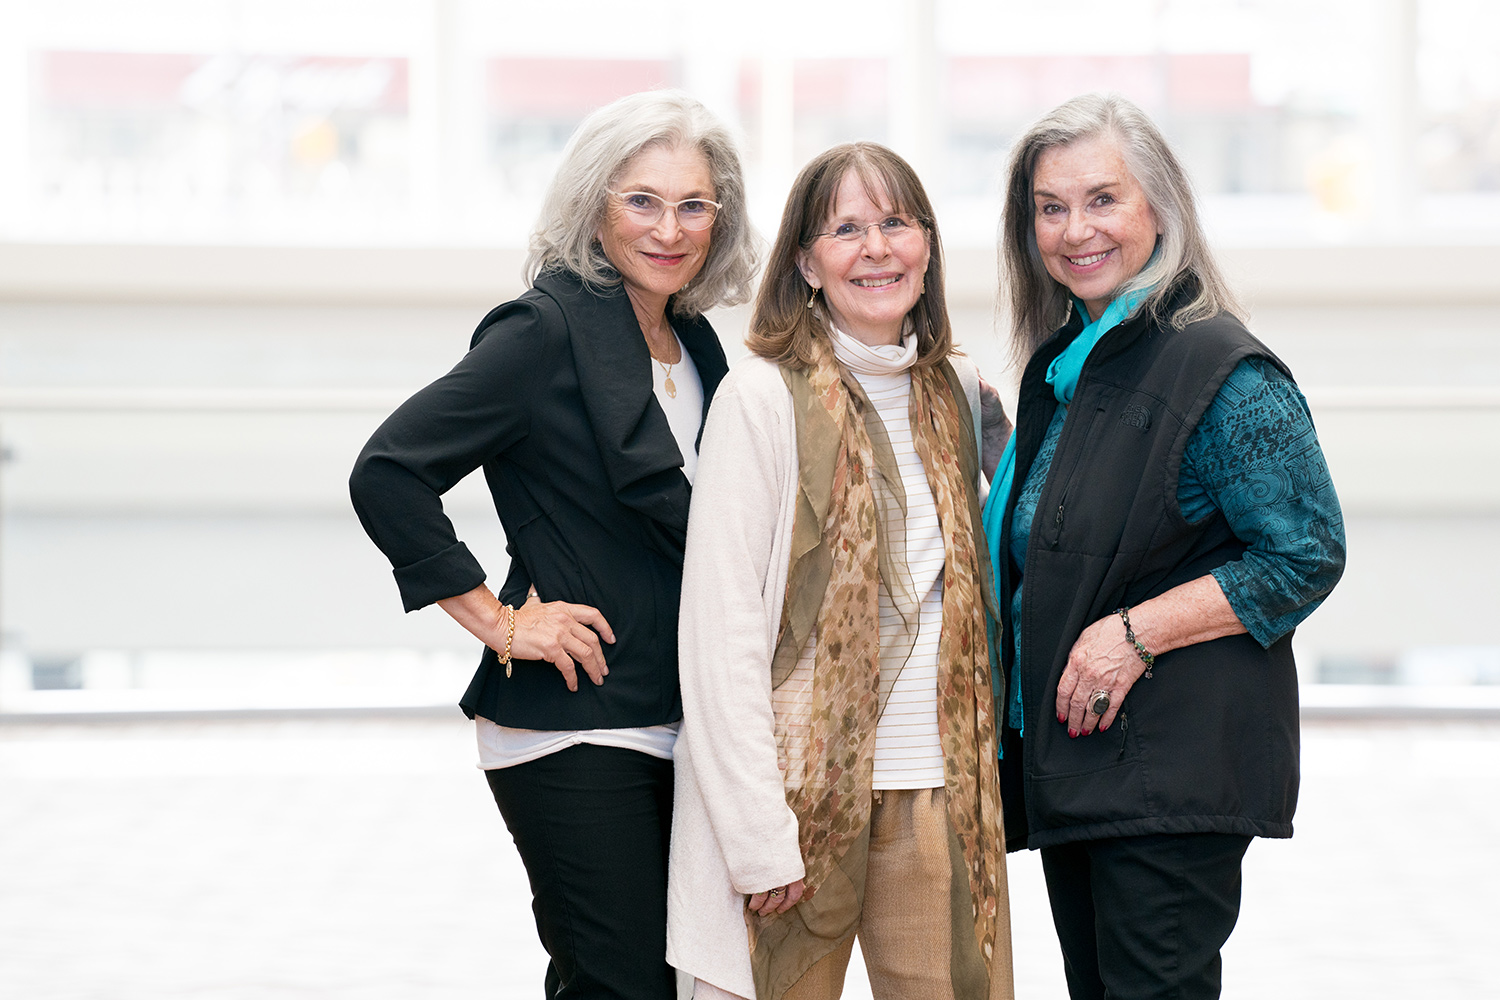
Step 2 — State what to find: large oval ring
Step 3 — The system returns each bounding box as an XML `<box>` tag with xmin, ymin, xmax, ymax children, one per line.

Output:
<box><xmin>1089</xmin><ymin>689</ymin><xmax>1111</xmax><ymax>716</ymax></box>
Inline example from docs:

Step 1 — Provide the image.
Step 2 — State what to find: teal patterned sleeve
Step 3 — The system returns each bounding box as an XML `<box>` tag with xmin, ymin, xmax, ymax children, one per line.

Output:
<box><xmin>1178</xmin><ymin>359</ymin><xmax>1347</xmax><ymax>647</ymax></box>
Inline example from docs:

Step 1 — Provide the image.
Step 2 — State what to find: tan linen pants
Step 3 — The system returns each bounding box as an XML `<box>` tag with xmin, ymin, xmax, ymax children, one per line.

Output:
<box><xmin>695</xmin><ymin>787</ymin><xmax>1013</xmax><ymax>1000</ymax></box>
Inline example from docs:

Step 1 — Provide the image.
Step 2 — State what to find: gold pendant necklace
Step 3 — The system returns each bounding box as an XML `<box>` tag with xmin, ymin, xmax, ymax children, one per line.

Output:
<box><xmin>653</xmin><ymin>341</ymin><xmax>679</xmax><ymax>398</ymax></box>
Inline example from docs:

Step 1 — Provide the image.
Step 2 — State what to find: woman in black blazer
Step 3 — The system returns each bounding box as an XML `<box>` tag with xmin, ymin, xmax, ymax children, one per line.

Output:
<box><xmin>350</xmin><ymin>90</ymin><xmax>758</xmax><ymax>1000</ymax></box>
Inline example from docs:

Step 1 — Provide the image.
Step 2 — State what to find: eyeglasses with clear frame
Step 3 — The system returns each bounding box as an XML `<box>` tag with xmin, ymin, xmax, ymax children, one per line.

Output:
<box><xmin>810</xmin><ymin>215</ymin><xmax>925</xmax><ymax>245</ymax></box>
<box><xmin>608</xmin><ymin>190</ymin><xmax>722</xmax><ymax>231</ymax></box>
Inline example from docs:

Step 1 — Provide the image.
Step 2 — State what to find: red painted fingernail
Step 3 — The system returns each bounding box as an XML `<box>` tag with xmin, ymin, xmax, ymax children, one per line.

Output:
<box><xmin>1081</xmin><ymin>728</ymin><xmax>1092</xmax><ymax>736</ymax></box>
<box><xmin>1069</xmin><ymin>729</ymin><xmax>1078</xmax><ymax>738</ymax></box>
<box><xmin>1100</xmin><ymin>722</ymin><xmax>1110</xmax><ymax>732</ymax></box>
<box><xmin>1058</xmin><ymin>713</ymin><xmax>1067</xmax><ymax>724</ymax></box>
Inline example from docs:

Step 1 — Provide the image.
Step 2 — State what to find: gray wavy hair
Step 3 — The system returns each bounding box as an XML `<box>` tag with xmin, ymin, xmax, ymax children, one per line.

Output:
<box><xmin>1000</xmin><ymin>92</ymin><xmax>1244</xmax><ymax>367</ymax></box>
<box><xmin>525</xmin><ymin>90</ymin><xmax>759</xmax><ymax>318</ymax></box>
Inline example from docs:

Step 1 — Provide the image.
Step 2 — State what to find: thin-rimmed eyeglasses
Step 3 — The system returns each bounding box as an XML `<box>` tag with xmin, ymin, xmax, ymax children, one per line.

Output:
<box><xmin>810</xmin><ymin>215</ymin><xmax>924</xmax><ymax>244</ymax></box>
<box><xmin>608</xmin><ymin>190</ymin><xmax>721</xmax><ymax>231</ymax></box>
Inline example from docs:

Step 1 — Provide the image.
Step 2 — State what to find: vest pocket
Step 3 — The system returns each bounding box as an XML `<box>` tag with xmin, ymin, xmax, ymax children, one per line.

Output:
<box><xmin>1029</xmin><ymin>751</ymin><xmax>1149</xmax><ymax>829</ymax></box>
<box><xmin>1026</xmin><ymin>703</ymin><xmax>1147</xmax><ymax>830</ymax></box>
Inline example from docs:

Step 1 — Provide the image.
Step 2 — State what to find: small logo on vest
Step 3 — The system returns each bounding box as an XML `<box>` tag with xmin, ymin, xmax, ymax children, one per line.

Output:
<box><xmin>1121</xmin><ymin>404</ymin><xmax>1151</xmax><ymax>430</ymax></box>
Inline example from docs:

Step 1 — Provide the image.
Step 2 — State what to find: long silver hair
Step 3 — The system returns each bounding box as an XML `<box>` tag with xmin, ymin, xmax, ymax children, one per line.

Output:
<box><xmin>1000</xmin><ymin>93</ymin><xmax>1244</xmax><ymax>366</ymax></box>
<box><xmin>525</xmin><ymin>90</ymin><xmax>759</xmax><ymax>318</ymax></box>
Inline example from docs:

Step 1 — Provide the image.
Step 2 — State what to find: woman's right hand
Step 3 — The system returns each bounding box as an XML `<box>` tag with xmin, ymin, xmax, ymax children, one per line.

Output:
<box><xmin>509</xmin><ymin>592</ymin><xmax>616</xmax><ymax>692</ymax></box>
<box><xmin>748</xmin><ymin>878</ymin><xmax>806</xmax><ymax>917</ymax></box>
<box><xmin>977</xmin><ymin>375</ymin><xmax>1013</xmax><ymax>482</ymax></box>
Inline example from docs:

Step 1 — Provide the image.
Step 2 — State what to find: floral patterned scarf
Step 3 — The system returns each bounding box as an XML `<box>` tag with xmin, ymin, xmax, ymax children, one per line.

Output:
<box><xmin>749</xmin><ymin>332</ymin><xmax>1006</xmax><ymax>999</ymax></box>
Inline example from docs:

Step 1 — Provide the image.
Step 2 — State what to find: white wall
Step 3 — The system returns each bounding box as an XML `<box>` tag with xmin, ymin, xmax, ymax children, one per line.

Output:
<box><xmin>3</xmin><ymin>243</ymin><xmax>1499</xmax><ymax>677</ymax></box>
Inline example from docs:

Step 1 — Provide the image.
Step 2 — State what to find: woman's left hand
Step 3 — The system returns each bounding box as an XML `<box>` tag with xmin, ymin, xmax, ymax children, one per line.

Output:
<box><xmin>747</xmin><ymin>879</ymin><xmax>806</xmax><ymax>917</ymax></box>
<box><xmin>1055</xmin><ymin>613</ymin><xmax>1145</xmax><ymax>737</ymax></box>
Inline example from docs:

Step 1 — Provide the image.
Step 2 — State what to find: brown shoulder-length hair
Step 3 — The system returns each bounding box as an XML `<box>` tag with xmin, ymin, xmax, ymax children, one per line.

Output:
<box><xmin>747</xmin><ymin>142</ymin><xmax>953</xmax><ymax>371</ymax></box>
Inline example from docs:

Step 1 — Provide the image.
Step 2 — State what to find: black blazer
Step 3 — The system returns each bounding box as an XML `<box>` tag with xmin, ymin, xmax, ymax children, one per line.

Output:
<box><xmin>350</xmin><ymin>270</ymin><xmax>729</xmax><ymax>729</ymax></box>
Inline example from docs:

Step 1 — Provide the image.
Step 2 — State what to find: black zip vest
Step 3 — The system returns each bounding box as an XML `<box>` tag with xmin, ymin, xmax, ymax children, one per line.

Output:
<box><xmin>999</xmin><ymin>294</ymin><xmax>1300</xmax><ymax>851</ymax></box>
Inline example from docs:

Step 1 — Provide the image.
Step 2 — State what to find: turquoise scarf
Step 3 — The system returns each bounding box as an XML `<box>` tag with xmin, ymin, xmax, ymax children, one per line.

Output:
<box><xmin>981</xmin><ymin>286</ymin><xmax>1150</xmax><ymax>578</ymax></box>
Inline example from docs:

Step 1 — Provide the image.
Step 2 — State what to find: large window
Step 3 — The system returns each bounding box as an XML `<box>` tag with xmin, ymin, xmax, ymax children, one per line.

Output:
<box><xmin>29</xmin><ymin>50</ymin><xmax>412</xmax><ymax>241</ymax></box>
<box><xmin>5</xmin><ymin>0</ymin><xmax>1498</xmax><ymax>246</ymax></box>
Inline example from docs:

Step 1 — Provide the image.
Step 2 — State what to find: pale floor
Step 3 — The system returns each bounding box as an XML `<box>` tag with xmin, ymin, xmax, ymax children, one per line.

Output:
<box><xmin>0</xmin><ymin>715</ymin><xmax>1495</xmax><ymax>1000</ymax></box>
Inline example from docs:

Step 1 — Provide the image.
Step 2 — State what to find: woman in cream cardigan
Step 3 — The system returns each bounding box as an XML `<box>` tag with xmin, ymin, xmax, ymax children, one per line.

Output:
<box><xmin>667</xmin><ymin>142</ymin><xmax>1013</xmax><ymax>1000</ymax></box>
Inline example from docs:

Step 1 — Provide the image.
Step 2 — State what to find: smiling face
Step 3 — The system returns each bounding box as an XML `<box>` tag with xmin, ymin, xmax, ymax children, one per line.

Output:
<box><xmin>597</xmin><ymin>143</ymin><xmax>715</xmax><ymax>315</ymax></box>
<box><xmin>796</xmin><ymin>169</ymin><xmax>930</xmax><ymax>348</ymax></box>
<box><xmin>1032</xmin><ymin>135</ymin><xmax>1160</xmax><ymax>321</ymax></box>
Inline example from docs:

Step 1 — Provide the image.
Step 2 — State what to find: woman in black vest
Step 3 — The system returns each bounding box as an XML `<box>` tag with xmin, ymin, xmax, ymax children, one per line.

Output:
<box><xmin>983</xmin><ymin>94</ymin><xmax>1346</xmax><ymax>1000</ymax></box>
<box><xmin>349</xmin><ymin>90</ymin><xmax>757</xmax><ymax>1000</ymax></box>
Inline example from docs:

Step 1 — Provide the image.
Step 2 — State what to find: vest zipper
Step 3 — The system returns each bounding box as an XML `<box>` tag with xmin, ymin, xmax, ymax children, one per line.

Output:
<box><xmin>1117</xmin><ymin>711</ymin><xmax>1130</xmax><ymax>759</ymax></box>
<box><xmin>1040</xmin><ymin>404</ymin><xmax>1103</xmax><ymax>550</ymax></box>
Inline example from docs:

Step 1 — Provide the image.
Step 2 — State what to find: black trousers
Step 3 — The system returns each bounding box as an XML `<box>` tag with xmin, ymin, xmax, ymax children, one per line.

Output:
<box><xmin>484</xmin><ymin>743</ymin><xmax>676</xmax><ymax>1000</ymax></box>
<box><xmin>1040</xmin><ymin>832</ymin><xmax>1253</xmax><ymax>1000</ymax></box>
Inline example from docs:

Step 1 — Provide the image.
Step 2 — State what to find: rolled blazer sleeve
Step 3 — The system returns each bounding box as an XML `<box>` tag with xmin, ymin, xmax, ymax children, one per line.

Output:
<box><xmin>349</xmin><ymin>300</ymin><xmax>547</xmax><ymax>612</ymax></box>
<box><xmin>678</xmin><ymin>369</ymin><xmax>806</xmax><ymax>893</ymax></box>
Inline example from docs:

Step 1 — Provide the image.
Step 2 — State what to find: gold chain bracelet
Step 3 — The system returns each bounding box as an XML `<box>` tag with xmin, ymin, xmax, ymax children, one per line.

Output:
<box><xmin>499</xmin><ymin>604</ymin><xmax>517</xmax><ymax>677</ymax></box>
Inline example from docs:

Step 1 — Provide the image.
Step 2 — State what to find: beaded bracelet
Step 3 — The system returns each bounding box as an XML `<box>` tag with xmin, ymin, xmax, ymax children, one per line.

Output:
<box><xmin>499</xmin><ymin>604</ymin><xmax>517</xmax><ymax>678</ymax></box>
<box><xmin>1115</xmin><ymin>606</ymin><xmax>1155</xmax><ymax>678</ymax></box>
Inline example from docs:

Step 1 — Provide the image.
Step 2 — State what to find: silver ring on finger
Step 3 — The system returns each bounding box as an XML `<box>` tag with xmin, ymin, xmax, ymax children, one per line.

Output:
<box><xmin>1089</xmin><ymin>689</ymin><xmax>1111</xmax><ymax>716</ymax></box>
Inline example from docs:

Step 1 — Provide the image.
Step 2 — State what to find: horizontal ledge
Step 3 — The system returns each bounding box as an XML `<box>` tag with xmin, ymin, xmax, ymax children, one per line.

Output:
<box><xmin>7</xmin><ymin>503</ymin><xmax>1492</xmax><ymax>518</ymax></box>
<box><xmin>0</xmin><ymin>243</ymin><xmax>530</xmax><ymax>305</ymax></box>
<box><xmin>0</xmin><ymin>704</ymin><xmax>461</xmax><ymax>725</ymax></box>
<box><xmin>0</xmin><ymin>387</ymin><xmax>409</xmax><ymax>411</ymax></box>
<box><xmin>1300</xmin><ymin>682</ymin><xmax>1500</xmax><ymax>713</ymax></box>
<box><xmin>1300</xmin><ymin>704</ymin><xmax>1500</xmax><ymax>721</ymax></box>
<box><xmin>5</xmin><ymin>385</ymin><xmax>1500</xmax><ymax>412</ymax></box>
<box><xmin>1303</xmin><ymin>386</ymin><xmax>1500</xmax><ymax>410</ymax></box>
<box><xmin>3</xmin><ymin>243</ymin><xmax>1500</xmax><ymax>305</ymax></box>
<box><xmin>2</xmin><ymin>701</ymin><xmax>1493</xmax><ymax>726</ymax></box>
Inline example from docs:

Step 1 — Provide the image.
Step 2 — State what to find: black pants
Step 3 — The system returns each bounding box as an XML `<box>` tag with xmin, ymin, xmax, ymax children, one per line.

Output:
<box><xmin>1040</xmin><ymin>832</ymin><xmax>1253</xmax><ymax>1000</ymax></box>
<box><xmin>484</xmin><ymin>743</ymin><xmax>675</xmax><ymax>1000</ymax></box>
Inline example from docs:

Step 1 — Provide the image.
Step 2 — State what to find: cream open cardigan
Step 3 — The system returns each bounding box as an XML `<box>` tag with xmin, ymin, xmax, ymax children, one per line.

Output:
<box><xmin>667</xmin><ymin>354</ymin><xmax>982</xmax><ymax>997</ymax></box>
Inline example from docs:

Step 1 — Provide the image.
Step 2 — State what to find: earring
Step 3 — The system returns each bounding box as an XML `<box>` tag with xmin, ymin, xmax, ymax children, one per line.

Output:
<box><xmin>806</xmin><ymin>289</ymin><xmax>818</xmax><ymax>309</ymax></box>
